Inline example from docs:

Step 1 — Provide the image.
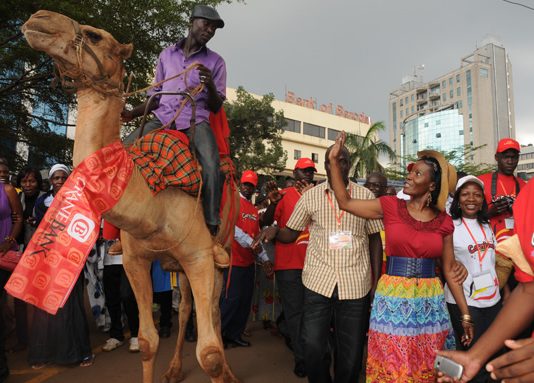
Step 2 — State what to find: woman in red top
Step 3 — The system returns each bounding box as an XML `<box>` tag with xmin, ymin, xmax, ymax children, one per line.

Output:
<box><xmin>328</xmin><ymin>132</ymin><xmax>472</xmax><ymax>383</ymax></box>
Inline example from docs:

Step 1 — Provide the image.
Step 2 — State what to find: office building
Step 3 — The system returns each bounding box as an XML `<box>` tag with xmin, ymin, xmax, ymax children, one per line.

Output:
<box><xmin>226</xmin><ymin>87</ymin><xmax>373</xmax><ymax>179</ymax></box>
<box><xmin>517</xmin><ymin>144</ymin><xmax>534</xmax><ymax>181</ymax></box>
<box><xmin>388</xmin><ymin>38</ymin><xmax>515</xmax><ymax>168</ymax></box>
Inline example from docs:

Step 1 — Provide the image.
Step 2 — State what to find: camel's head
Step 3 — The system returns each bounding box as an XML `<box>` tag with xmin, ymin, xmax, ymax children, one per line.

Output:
<box><xmin>22</xmin><ymin>10</ymin><xmax>133</xmax><ymax>94</ymax></box>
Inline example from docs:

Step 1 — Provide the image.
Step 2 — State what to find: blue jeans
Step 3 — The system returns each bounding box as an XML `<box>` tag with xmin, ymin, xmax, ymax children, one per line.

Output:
<box><xmin>301</xmin><ymin>287</ymin><xmax>370</xmax><ymax>383</ymax></box>
<box><xmin>124</xmin><ymin>118</ymin><xmax>221</xmax><ymax>226</ymax></box>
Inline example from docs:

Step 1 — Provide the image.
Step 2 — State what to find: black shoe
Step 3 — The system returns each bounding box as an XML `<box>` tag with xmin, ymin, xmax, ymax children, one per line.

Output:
<box><xmin>159</xmin><ymin>326</ymin><xmax>171</xmax><ymax>338</ymax></box>
<box><xmin>293</xmin><ymin>361</ymin><xmax>307</xmax><ymax>378</ymax></box>
<box><xmin>223</xmin><ymin>337</ymin><xmax>251</xmax><ymax>348</ymax></box>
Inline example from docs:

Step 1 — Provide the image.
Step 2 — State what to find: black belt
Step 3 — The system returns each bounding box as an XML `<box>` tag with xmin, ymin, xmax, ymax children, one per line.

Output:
<box><xmin>386</xmin><ymin>256</ymin><xmax>436</xmax><ymax>278</ymax></box>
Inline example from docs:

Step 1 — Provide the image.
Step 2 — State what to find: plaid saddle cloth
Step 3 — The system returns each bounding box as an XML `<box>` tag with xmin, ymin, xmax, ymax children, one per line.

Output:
<box><xmin>128</xmin><ymin>130</ymin><xmax>201</xmax><ymax>196</ymax></box>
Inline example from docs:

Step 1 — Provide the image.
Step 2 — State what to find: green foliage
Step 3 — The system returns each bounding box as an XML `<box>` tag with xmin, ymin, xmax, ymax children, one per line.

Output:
<box><xmin>0</xmin><ymin>0</ymin><xmax>233</xmax><ymax>172</ymax></box>
<box><xmin>343</xmin><ymin>121</ymin><xmax>396</xmax><ymax>179</ymax></box>
<box><xmin>225</xmin><ymin>87</ymin><xmax>287</xmax><ymax>175</ymax></box>
<box><xmin>385</xmin><ymin>144</ymin><xmax>495</xmax><ymax>180</ymax></box>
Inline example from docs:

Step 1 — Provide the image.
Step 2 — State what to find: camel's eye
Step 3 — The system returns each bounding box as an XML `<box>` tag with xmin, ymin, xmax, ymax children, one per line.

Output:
<box><xmin>85</xmin><ymin>31</ymin><xmax>102</xmax><ymax>43</ymax></box>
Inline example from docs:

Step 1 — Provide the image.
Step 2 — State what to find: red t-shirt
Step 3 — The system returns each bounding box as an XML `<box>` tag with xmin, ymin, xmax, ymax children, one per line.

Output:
<box><xmin>273</xmin><ymin>187</ymin><xmax>308</xmax><ymax>270</ymax></box>
<box><xmin>511</xmin><ymin>179</ymin><xmax>534</xmax><ymax>283</ymax></box>
<box><xmin>478</xmin><ymin>172</ymin><xmax>526</xmax><ymax>240</ymax></box>
<box><xmin>379</xmin><ymin>196</ymin><xmax>454</xmax><ymax>259</ymax></box>
<box><xmin>231</xmin><ymin>196</ymin><xmax>260</xmax><ymax>267</ymax></box>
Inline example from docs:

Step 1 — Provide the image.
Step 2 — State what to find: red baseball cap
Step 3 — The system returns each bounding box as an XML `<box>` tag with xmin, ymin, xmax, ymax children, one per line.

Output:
<box><xmin>240</xmin><ymin>170</ymin><xmax>258</xmax><ymax>187</ymax></box>
<box><xmin>496</xmin><ymin>138</ymin><xmax>520</xmax><ymax>153</ymax></box>
<box><xmin>294</xmin><ymin>158</ymin><xmax>317</xmax><ymax>172</ymax></box>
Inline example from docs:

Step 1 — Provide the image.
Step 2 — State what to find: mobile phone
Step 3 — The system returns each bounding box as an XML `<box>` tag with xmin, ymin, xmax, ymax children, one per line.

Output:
<box><xmin>434</xmin><ymin>355</ymin><xmax>463</xmax><ymax>379</ymax></box>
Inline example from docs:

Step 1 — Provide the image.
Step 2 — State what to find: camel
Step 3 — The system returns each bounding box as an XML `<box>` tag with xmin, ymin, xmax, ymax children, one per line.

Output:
<box><xmin>21</xmin><ymin>10</ymin><xmax>239</xmax><ymax>383</ymax></box>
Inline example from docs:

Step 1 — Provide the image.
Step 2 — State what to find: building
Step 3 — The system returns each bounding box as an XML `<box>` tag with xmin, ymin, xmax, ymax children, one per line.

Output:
<box><xmin>517</xmin><ymin>144</ymin><xmax>534</xmax><ymax>181</ymax></box>
<box><xmin>226</xmin><ymin>87</ymin><xmax>372</xmax><ymax>179</ymax></box>
<box><xmin>388</xmin><ymin>38</ymin><xmax>515</xmax><ymax>168</ymax></box>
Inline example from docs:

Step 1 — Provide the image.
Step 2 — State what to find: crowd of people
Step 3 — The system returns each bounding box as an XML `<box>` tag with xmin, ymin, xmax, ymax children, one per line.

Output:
<box><xmin>1</xmin><ymin>4</ymin><xmax>533</xmax><ymax>383</ymax></box>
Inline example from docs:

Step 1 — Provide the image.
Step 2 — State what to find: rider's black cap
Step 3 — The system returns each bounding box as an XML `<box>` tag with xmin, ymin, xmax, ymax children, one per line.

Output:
<box><xmin>191</xmin><ymin>5</ymin><xmax>224</xmax><ymax>28</ymax></box>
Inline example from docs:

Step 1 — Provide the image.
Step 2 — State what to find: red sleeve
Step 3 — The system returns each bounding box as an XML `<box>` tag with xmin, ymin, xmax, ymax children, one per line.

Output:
<box><xmin>379</xmin><ymin>195</ymin><xmax>397</xmax><ymax>225</ymax></box>
<box><xmin>440</xmin><ymin>214</ymin><xmax>454</xmax><ymax>237</ymax></box>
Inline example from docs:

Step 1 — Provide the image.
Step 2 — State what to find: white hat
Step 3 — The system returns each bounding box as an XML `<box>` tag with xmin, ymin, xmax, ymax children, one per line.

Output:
<box><xmin>455</xmin><ymin>175</ymin><xmax>484</xmax><ymax>191</ymax></box>
<box><xmin>48</xmin><ymin>164</ymin><xmax>70</xmax><ymax>179</ymax></box>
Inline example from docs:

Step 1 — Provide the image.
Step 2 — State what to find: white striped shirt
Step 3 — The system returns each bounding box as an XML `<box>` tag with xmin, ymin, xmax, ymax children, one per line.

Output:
<box><xmin>286</xmin><ymin>181</ymin><xmax>383</xmax><ymax>300</ymax></box>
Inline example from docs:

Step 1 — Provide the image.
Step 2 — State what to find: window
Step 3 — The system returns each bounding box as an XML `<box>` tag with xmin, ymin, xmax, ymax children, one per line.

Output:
<box><xmin>459</xmin><ymin>130</ymin><xmax>464</xmax><ymax>135</ymax></box>
<box><xmin>328</xmin><ymin>128</ymin><xmax>340</xmax><ymax>141</ymax></box>
<box><xmin>312</xmin><ymin>153</ymin><xmax>319</xmax><ymax>163</ymax></box>
<box><xmin>400</xmin><ymin>110</ymin><xmax>404</xmax><ymax>118</ymax></box>
<box><xmin>456</xmin><ymin>74</ymin><xmax>461</xmax><ymax>83</ymax></box>
<box><xmin>411</xmin><ymin>94</ymin><xmax>415</xmax><ymax>102</ymax></box>
<box><xmin>450</xmin><ymin>89</ymin><xmax>454</xmax><ymax>98</ymax></box>
<box><xmin>400</xmin><ymin>99</ymin><xmax>404</xmax><ymax>107</ymax></box>
<box><xmin>449</xmin><ymin>78</ymin><xmax>453</xmax><ymax>86</ymax></box>
<box><xmin>294</xmin><ymin>149</ymin><xmax>301</xmax><ymax>160</ymax></box>
<box><xmin>283</xmin><ymin>118</ymin><xmax>300</xmax><ymax>133</ymax></box>
<box><xmin>457</xmin><ymin>100</ymin><xmax>463</xmax><ymax>109</ymax></box>
<box><xmin>411</xmin><ymin>106</ymin><xmax>414</xmax><ymax>113</ymax></box>
<box><xmin>479</xmin><ymin>68</ymin><xmax>488</xmax><ymax>78</ymax></box>
<box><xmin>442</xmin><ymin>93</ymin><xmax>447</xmax><ymax>101</ymax></box>
<box><xmin>424</xmin><ymin>122</ymin><xmax>429</xmax><ymax>127</ymax></box>
<box><xmin>457</xmin><ymin>87</ymin><xmax>461</xmax><ymax>97</ymax></box>
<box><xmin>442</xmin><ymin>80</ymin><xmax>446</xmax><ymax>88</ymax></box>
<box><xmin>436</xmin><ymin>133</ymin><xmax>442</xmax><ymax>138</ymax></box>
<box><xmin>303</xmin><ymin>123</ymin><xmax>325</xmax><ymax>138</ymax></box>
<box><xmin>405</xmin><ymin>96</ymin><xmax>409</xmax><ymax>104</ymax></box>
<box><xmin>436</xmin><ymin>120</ymin><xmax>441</xmax><ymax>125</ymax></box>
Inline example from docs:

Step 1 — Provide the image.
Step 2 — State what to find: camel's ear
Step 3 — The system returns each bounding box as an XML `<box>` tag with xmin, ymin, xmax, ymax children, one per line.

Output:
<box><xmin>117</xmin><ymin>43</ymin><xmax>133</xmax><ymax>60</ymax></box>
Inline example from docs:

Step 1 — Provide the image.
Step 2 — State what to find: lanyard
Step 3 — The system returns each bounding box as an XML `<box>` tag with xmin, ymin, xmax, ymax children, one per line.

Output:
<box><xmin>326</xmin><ymin>187</ymin><xmax>351</xmax><ymax>228</ymax></box>
<box><xmin>461</xmin><ymin>218</ymin><xmax>489</xmax><ymax>270</ymax></box>
<box><xmin>498</xmin><ymin>180</ymin><xmax>509</xmax><ymax>196</ymax></box>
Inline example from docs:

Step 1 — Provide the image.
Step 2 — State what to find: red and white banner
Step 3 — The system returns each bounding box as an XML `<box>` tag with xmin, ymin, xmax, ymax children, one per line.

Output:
<box><xmin>5</xmin><ymin>141</ymin><xmax>133</xmax><ymax>314</ymax></box>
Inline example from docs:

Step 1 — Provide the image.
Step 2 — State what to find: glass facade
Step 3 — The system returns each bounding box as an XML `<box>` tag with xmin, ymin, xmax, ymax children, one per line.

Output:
<box><xmin>402</xmin><ymin>109</ymin><xmax>464</xmax><ymax>164</ymax></box>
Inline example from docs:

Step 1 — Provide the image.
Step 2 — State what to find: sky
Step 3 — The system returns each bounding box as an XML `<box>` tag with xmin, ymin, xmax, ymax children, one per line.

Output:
<box><xmin>210</xmin><ymin>0</ymin><xmax>534</xmax><ymax>146</ymax></box>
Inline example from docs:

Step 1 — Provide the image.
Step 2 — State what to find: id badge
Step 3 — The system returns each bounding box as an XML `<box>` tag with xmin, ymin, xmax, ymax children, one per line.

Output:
<box><xmin>505</xmin><ymin>217</ymin><xmax>515</xmax><ymax>230</ymax></box>
<box><xmin>329</xmin><ymin>231</ymin><xmax>352</xmax><ymax>250</ymax></box>
<box><xmin>473</xmin><ymin>270</ymin><xmax>494</xmax><ymax>291</ymax></box>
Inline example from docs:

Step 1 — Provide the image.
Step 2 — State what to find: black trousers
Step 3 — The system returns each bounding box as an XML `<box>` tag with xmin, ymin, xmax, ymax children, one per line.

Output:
<box><xmin>448</xmin><ymin>302</ymin><xmax>502</xmax><ymax>383</ymax></box>
<box><xmin>0</xmin><ymin>269</ymin><xmax>10</xmax><ymax>380</ymax></box>
<box><xmin>276</xmin><ymin>269</ymin><xmax>305</xmax><ymax>364</ymax></box>
<box><xmin>154</xmin><ymin>290</ymin><xmax>172</xmax><ymax>329</ymax></box>
<box><xmin>301</xmin><ymin>287</ymin><xmax>370</xmax><ymax>383</ymax></box>
<box><xmin>123</xmin><ymin>118</ymin><xmax>221</xmax><ymax>227</ymax></box>
<box><xmin>103</xmin><ymin>265</ymin><xmax>139</xmax><ymax>340</ymax></box>
<box><xmin>220</xmin><ymin>265</ymin><xmax>255</xmax><ymax>340</ymax></box>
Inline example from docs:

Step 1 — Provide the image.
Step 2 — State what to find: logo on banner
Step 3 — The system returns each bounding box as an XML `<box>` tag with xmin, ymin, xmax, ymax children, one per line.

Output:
<box><xmin>67</xmin><ymin>213</ymin><xmax>95</xmax><ymax>243</ymax></box>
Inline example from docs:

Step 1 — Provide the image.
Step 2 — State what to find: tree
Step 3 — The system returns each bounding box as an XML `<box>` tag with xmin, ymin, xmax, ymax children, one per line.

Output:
<box><xmin>343</xmin><ymin>121</ymin><xmax>396</xmax><ymax>179</ymax></box>
<box><xmin>385</xmin><ymin>144</ymin><xmax>495</xmax><ymax>180</ymax></box>
<box><xmin>225</xmin><ymin>86</ymin><xmax>287</xmax><ymax>175</ymax></box>
<box><xmin>0</xmin><ymin>0</ymin><xmax>233</xmax><ymax>172</ymax></box>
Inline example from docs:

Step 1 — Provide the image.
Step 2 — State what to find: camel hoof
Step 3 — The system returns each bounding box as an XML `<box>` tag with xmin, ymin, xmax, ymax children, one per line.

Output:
<box><xmin>200</xmin><ymin>346</ymin><xmax>224</xmax><ymax>378</ymax></box>
<box><xmin>162</xmin><ymin>370</ymin><xmax>185</xmax><ymax>383</ymax></box>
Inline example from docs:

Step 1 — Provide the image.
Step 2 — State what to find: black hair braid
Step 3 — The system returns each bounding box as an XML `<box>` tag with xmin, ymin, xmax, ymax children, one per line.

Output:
<box><xmin>420</xmin><ymin>156</ymin><xmax>441</xmax><ymax>206</ymax></box>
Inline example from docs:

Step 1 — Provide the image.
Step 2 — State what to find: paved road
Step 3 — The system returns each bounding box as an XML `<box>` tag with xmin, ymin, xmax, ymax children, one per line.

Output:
<box><xmin>5</xmin><ymin>311</ymin><xmax>303</xmax><ymax>383</ymax></box>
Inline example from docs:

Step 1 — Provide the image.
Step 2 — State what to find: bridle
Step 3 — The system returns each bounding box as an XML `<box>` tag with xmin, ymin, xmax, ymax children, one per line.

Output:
<box><xmin>53</xmin><ymin>20</ymin><xmax>124</xmax><ymax>97</ymax></box>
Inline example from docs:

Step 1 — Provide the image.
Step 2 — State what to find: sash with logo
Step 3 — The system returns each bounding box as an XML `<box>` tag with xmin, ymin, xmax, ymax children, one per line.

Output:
<box><xmin>5</xmin><ymin>141</ymin><xmax>133</xmax><ymax>314</ymax></box>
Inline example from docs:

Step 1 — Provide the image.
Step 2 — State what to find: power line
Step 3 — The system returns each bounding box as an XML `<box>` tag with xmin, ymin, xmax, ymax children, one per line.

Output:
<box><xmin>503</xmin><ymin>0</ymin><xmax>534</xmax><ymax>11</ymax></box>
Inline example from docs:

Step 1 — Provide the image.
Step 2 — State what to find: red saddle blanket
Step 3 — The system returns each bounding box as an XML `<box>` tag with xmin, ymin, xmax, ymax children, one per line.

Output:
<box><xmin>128</xmin><ymin>130</ymin><xmax>201</xmax><ymax>196</ymax></box>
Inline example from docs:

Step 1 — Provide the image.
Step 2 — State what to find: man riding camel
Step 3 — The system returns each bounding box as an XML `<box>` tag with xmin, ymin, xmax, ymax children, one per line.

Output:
<box><xmin>122</xmin><ymin>4</ymin><xmax>226</xmax><ymax>237</ymax></box>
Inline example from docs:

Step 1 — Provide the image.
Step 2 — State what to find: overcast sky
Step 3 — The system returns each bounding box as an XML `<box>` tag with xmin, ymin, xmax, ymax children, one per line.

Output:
<box><xmin>210</xmin><ymin>0</ymin><xmax>534</xmax><ymax>146</ymax></box>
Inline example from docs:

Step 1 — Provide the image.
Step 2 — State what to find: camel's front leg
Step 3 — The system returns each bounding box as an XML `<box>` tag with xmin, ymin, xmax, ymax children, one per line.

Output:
<box><xmin>163</xmin><ymin>271</ymin><xmax>191</xmax><ymax>383</ymax></box>
<box><xmin>182</xmin><ymin>250</ymin><xmax>230</xmax><ymax>382</ymax></box>
<box><xmin>122</xmin><ymin>237</ymin><xmax>158</xmax><ymax>383</ymax></box>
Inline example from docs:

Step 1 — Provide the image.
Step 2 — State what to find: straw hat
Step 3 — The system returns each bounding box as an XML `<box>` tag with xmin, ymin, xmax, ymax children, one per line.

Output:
<box><xmin>417</xmin><ymin>150</ymin><xmax>457</xmax><ymax>212</ymax></box>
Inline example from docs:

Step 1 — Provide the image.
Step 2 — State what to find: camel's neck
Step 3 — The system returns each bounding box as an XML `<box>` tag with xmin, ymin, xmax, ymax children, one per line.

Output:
<box><xmin>73</xmin><ymin>89</ymin><xmax>124</xmax><ymax>167</ymax></box>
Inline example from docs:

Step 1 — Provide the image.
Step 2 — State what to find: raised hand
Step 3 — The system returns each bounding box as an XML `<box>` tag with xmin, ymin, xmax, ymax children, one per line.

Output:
<box><xmin>328</xmin><ymin>131</ymin><xmax>346</xmax><ymax>162</ymax></box>
<box><xmin>264</xmin><ymin>180</ymin><xmax>282</xmax><ymax>204</ymax></box>
<box><xmin>295</xmin><ymin>179</ymin><xmax>313</xmax><ymax>194</ymax></box>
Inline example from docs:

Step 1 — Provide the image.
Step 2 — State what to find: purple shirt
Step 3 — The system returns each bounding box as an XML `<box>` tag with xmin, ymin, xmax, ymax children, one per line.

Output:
<box><xmin>148</xmin><ymin>39</ymin><xmax>226</xmax><ymax>130</ymax></box>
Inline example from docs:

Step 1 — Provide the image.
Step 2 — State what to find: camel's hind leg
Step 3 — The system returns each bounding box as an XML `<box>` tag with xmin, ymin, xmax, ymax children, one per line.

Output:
<box><xmin>163</xmin><ymin>271</ymin><xmax>191</xmax><ymax>382</ymax></box>
<box><xmin>213</xmin><ymin>268</ymin><xmax>239</xmax><ymax>382</ymax></box>
<box><xmin>122</xmin><ymin>236</ymin><xmax>158</xmax><ymax>383</ymax></box>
